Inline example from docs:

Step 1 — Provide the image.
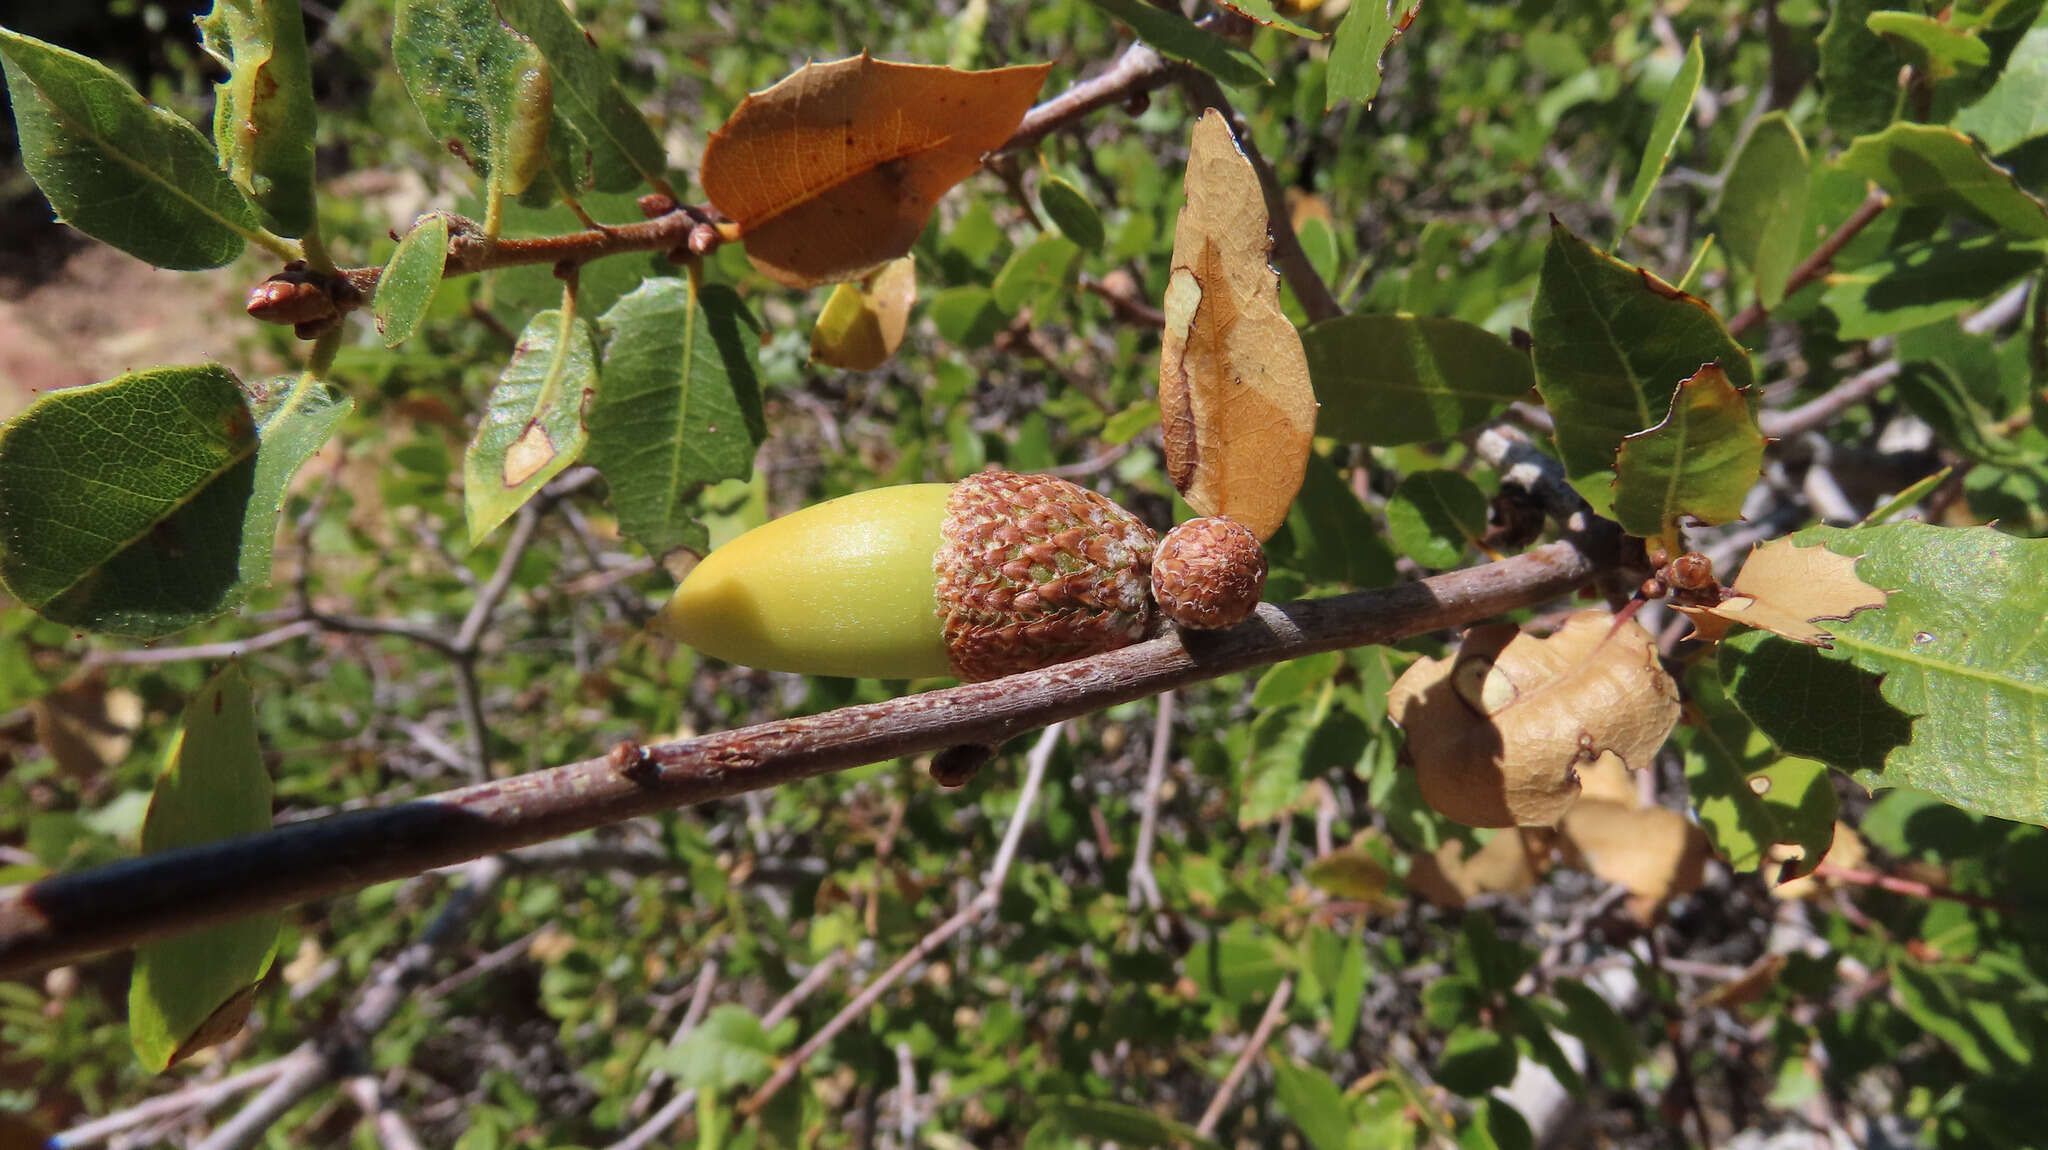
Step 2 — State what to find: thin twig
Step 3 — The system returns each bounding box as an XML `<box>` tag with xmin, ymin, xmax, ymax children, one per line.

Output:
<box><xmin>50</xmin><ymin>1061</ymin><xmax>293</xmax><ymax>1148</ymax></box>
<box><xmin>343</xmin><ymin>1076</ymin><xmax>426</xmax><ymax>1150</ymax></box>
<box><xmin>0</xmin><ymin>540</ymin><xmax>1609</xmax><ymax>978</ymax></box>
<box><xmin>627</xmin><ymin>960</ymin><xmax>721</xmax><ymax>1120</ymax></box>
<box><xmin>81</xmin><ymin>621</ymin><xmax>322</xmax><ymax>668</ymax></box>
<box><xmin>1195</xmin><ymin>976</ymin><xmax>1295</xmax><ymax>1137</ymax></box>
<box><xmin>1127</xmin><ymin>689</ymin><xmax>1175</xmax><ymax>912</ymax></box>
<box><xmin>1812</xmin><ymin>863</ymin><xmax>2012</xmax><ymax>912</ymax></box>
<box><xmin>1177</xmin><ymin>73</ymin><xmax>1344</xmax><ymax>324</ymax></box>
<box><xmin>739</xmin><ymin>724</ymin><xmax>1066</xmax><ymax>1118</ymax></box>
<box><xmin>1003</xmin><ymin>41</ymin><xmax>1175</xmax><ymax>152</ymax></box>
<box><xmin>1727</xmin><ymin>190</ymin><xmax>1888</xmax><ymax>338</ymax></box>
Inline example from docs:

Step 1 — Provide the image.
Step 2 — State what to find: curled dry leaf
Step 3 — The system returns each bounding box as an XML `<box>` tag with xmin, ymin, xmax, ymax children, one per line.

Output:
<box><xmin>31</xmin><ymin>674</ymin><xmax>143</xmax><ymax>778</ymax></box>
<box><xmin>1404</xmin><ymin>829</ymin><xmax>1548</xmax><ymax>910</ymax></box>
<box><xmin>1159</xmin><ymin>109</ymin><xmax>1317</xmax><ymax>542</ymax></box>
<box><xmin>1677</xmin><ymin>537</ymin><xmax>1887</xmax><ymax>645</ymax></box>
<box><xmin>700</xmin><ymin>55</ymin><xmax>1049</xmax><ymax>288</ymax></box>
<box><xmin>1387</xmin><ymin>610</ymin><xmax>1681</xmax><ymax>828</ymax></box>
<box><xmin>1559</xmin><ymin>801</ymin><xmax>1710</xmax><ymax>917</ymax></box>
<box><xmin>810</xmin><ymin>256</ymin><xmax>917</xmax><ymax>370</ymax></box>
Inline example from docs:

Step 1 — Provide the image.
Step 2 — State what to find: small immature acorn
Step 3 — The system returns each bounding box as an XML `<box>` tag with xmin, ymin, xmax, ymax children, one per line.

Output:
<box><xmin>1151</xmin><ymin>516</ymin><xmax>1266</xmax><ymax>629</ymax></box>
<box><xmin>655</xmin><ymin>470</ymin><xmax>1157</xmax><ymax>682</ymax></box>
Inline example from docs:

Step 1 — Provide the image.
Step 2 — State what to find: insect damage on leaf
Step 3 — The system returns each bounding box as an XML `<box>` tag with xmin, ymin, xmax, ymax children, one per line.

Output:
<box><xmin>1387</xmin><ymin>610</ymin><xmax>1681</xmax><ymax>828</ymax></box>
<box><xmin>1158</xmin><ymin>109</ymin><xmax>1317</xmax><ymax>542</ymax></box>
<box><xmin>700</xmin><ymin>54</ymin><xmax>1049</xmax><ymax>288</ymax></box>
<box><xmin>1677</xmin><ymin>537</ymin><xmax>1888</xmax><ymax>645</ymax></box>
<box><xmin>503</xmin><ymin>421</ymin><xmax>557</xmax><ymax>487</ymax></box>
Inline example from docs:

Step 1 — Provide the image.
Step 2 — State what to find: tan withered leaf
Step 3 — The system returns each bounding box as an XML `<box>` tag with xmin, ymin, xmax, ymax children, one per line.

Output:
<box><xmin>1558</xmin><ymin>800</ymin><xmax>1710</xmax><ymax>918</ymax></box>
<box><xmin>1677</xmin><ymin>537</ymin><xmax>1887</xmax><ymax>646</ymax></box>
<box><xmin>1404</xmin><ymin>829</ymin><xmax>1547</xmax><ymax>910</ymax></box>
<box><xmin>700</xmin><ymin>55</ymin><xmax>1049</xmax><ymax>288</ymax></box>
<box><xmin>1159</xmin><ymin>109</ymin><xmax>1317</xmax><ymax>541</ymax></box>
<box><xmin>1387</xmin><ymin>610</ymin><xmax>1681</xmax><ymax>828</ymax></box>
<box><xmin>811</xmin><ymin>256</ymin><xmax>917</xmax><ymax>370</ymax></box>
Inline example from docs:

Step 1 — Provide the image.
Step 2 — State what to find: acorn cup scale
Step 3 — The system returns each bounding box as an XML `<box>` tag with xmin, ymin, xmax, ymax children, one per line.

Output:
<box><xmin>655</xmin><ymin>471</ymin><xmax>1160</xmax><ymax>682</ymax></box>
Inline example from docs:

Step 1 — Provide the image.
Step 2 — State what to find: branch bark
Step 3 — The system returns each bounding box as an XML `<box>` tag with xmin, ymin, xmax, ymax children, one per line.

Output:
<box><xmin>0</xmin><ymin>540</ymin><xmax>1607</xmax><ymax>978</ymax></box>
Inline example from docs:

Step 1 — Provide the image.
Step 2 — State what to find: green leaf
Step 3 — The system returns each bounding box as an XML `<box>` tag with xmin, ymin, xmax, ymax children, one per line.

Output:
<box><xmin>1270</xmin><ymin>1057</ymin><xmax>1349</xmax><ymax>1150</ymax></box>
<box><xmin>1615</xmin><ymin>33</ymin><xmax>1702</xmax><ymax>246</ymax></box>
<box><xmin>929</xmin><ymin>285</ymin><xmax>1008</xmax><ymax>348</ymax></box>
<box><xmin>1035</xmin><ymin>1098</ymin><xmax>1223</xmax><ymax>1150</ymax></box>
<box><xmin>1685</xmin><ymin>663</ymin><xmax>1796</xmax><ymax>871</ymax></box>
<box><xmin>495</xmin><ymin>0</ymin><xmax>670</xmax><ymax>193</ymax></box>
<box><xmin>1083</xmin><ymin>0</ymin><xmax>1268</xmax><ymax>88</ymax></box>
<box><xmin>1838</xmin><ymin>124</ymin><xmax>2048</xmax><ymax>238</ymax></box>
<box><xmin>1610</xmin><ymin>364</ymin><xmax>1766</xmax><ymax>544</ymax></box>
<box><xmin>1530</xmin><ymin>222</ymin><xmax>1753</xmax><ymax>516</ymax></box>
<box><xmin>1714</xmin><ymin>112</ymin><xmax>1811</xmax><ymax>308</ymax></box>
<box><xmin>1237</xmin><ymin>706</ymin><xmax>1316</xmax><ymax>825</ymax></box>
<box><xmin>1954</xmin><ymin>7</ymin><xmax>2048</xmax><ymax>154</ymax></box>
<box><xmin>1866</xmin><ymin>12</ymin><xmax>1991</xmax><ymax>76</ymax></box>
<box><xmin>1550</xmin><ymin>979</ymin><xmax>1638</xmax><ymax>1076</ymax></box>
<box><xmin>1820</xmin><ymin>0</ymin><xmax>1904</xmax><ymax>136</ymax></box>
<box><xmin>1895</xmin><ymin>361</ymin><xmax>2039</xmax><ymax>467</ymax></box>
<box><xmin>1720</xmin><ymin>627</ymin><xmax>1913</xmax><ymax>774</ymax></box>
<box><xmin>1274</xmin><ymin>453</ymin><xmax>1396</xmax><ymax>588</ymax></box>
<box><xmin>1038</xmin><ymin>175</ymin><xmax>1105</xmax><ymax>252</ymax></box>
<box><xmin>1890</xmin><ymin>959</ymin><xmax>2034</xmax><ymax>1073</ymax></box>
<box><xmin>1759</xmin><ymin>524</ymin><xmax>2048</xmax><ymax>824</ymax></box>
<box><xmin>0</xmin><ymin>28</ymin><xmax>261</xmax><ymax>269</ymax></box>
<box><xmin>393</xmin><ymin>0</ymin><xmax>548</xmax><ymax>207</ymax></box>
<box><xmin>1218</xmin><ymin>0</ymin><xmax>1322</xmax><ymax>38</ymax></box>
<box><xmin>1251</xmin><ymin>652</ymin><xmax>1342</xmax><ymax>709</ymax></box>
<box><xmin>373</xmin><ymin>212</ymin><xmax>451</xmax><ymax>348</ymax></box>
<box><xmin>195</xmin><ymin>0</ymin><xmax>318</xmax><ymax>237</ymax></box>
<box><xmin>129</xmin><ymin>664</ymin><xmax>280</xmax><ymax>1072</ymax></box>
<box><xmin>1331</xmin><ymin>936</ymin><xmax>1367</xmax><ymax>1050</ymax></box>
<box><xmin>1103</xmin><ymin>400</ymin><xmax>1159</xmax><ymax>445</ymax></box>
<box><xmin>463</xmin><ymin>307</ymin><xmax>596</xmax><ymax>545</ymax></box>
<box><xmin>1822</xmin><ymin>233</ymin><xmax>2046</xmax><ymax>340</ymax></box>
<box><xmin>660</xmin><ymin>1005</ymin><xmax>776</xmax><ymax>1092</ymax></box>
<box><xmin>587</xmin><ymin>278</ymin><xmax>766</xmax><ymax>555</ymax></box>
<box><xmin>1185</xmin><ymin>920</ymin><xmax>1290</xmax><ymax>1005</ymax></box>
<box><xmin>1304</xmin><ymin>315</ymin><xmax>1534</xmax><ymax>446</ymax></box>
<box><xmin>1326</xmin><ymin>0</ymin><xmax>1421</xmax><ymax>109</ymax></box>
<box><xmin>0</xmin><ymin>367</ymin><xmax>349</xmax><ymax>637</ymax></box>
<box><xmin>1385</xmin><ymin>470</ymin><xmax>1488</xmax><ymax>569</ymax></box>
<box><xmin>1462</xmin><ymin>1100</ymin><xmax>1534</xmax><ymax>1150</ymax></box>
<box><xmin>992</xmin><ymin>233</ymin><xmax>1080</xmax><ymax>314</ymax></box>
<box><xmin>1436</xmin><ymin>1027</ymin><xmax>1517</xmax><ymax>1096</ymax></box>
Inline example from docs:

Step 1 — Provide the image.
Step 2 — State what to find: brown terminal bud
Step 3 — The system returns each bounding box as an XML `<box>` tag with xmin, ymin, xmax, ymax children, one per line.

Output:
<box><xmin>929</xmin><ymin>743</ymin><xmax>994</xmax><ymax>788</ymax></box>
<box><xmin>1151</xmin><ymin>516</ymin><xmax>1266</xmax><ymax>630</ymax></box>
<box><xmin>638</xmin><ymin>192</ymin><xmax>679</xmax><ymax>218</ymax></box>
<box><xmin>1665</xmin><ymin>552</ymin><xmax>1715</xmax><ymax>592</ymax></box>
<box><xmin>246</xmin><ymin>262</ymin><xmax>338</xmax><ymax>327</ymax></box>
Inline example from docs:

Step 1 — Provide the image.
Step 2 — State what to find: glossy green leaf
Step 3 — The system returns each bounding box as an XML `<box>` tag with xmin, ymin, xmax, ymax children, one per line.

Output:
<box><xmin>1714</xmin><ymin>112</ymin><xmax>1810</xmax><ymax>308</ymax></box>
<box><xmin>1271</xmin><ymin>1057</ymin><xmax>1349</xmax><ymax>1150</ymax></box>
<box><xmin>1725</xmin><ymin>523</ymin><xmax>2048</xmax><ymax>825</ymax></box>
<box><xmin>394</xmin><ymin>0</ymin><xmax>551</xmax><ymax>208</ymax></box>
<box><xmin>1890</xmin><ymin>960</ymin><xmax>2034</xmax><ymax>1073</ymax></box>
<box><xmin>1954</xmin><ymin>7</ymin><xmax>2048</xmax><ymax>154</ymax></box>
<box><xmin>1327</xmin><ymin>0</ymin><xmax>1421</xmax><ymax>109</ymax></box>
<box><xmin>1530</xmin><ymin>222</ymin><xmax>1753</xmax><ymax>515</ymax></box>
<box><xmin>1611</xmin><ymin>363</ymin><xmax>1765</xmax><ymax>544</ymax></box>
<box><xmin>1464</xmin><ymin>1101</ymin><xmax>1534</xmax><ymax>1150</ymax></box>
<box><xmin>463</xmin><ymin>307</ymin><xmax>596</xmax><ymax>545</ymax></box>
<box><xmin>587</xmin><ymin>278</ymin><xmax>766</xmax><ymax>555</ymax></box>
<box><xmin>1083</xmin><ymin>0</ymin><xmax>1267</xmax><ymax>88</ymax></box>
<box><xmin>1297</xmin><ymin>214</ymin><xmax>1339</xmax><ymax>286</ymax></box>
<box><xmin>1819</xmin><ymin>0</ymin><xmax>1902</xmax><ymax>136</ymax></box>
<box><xmin>1219</xmin><ymin>0</ymin><xmax>1321</xmax><ymax>38</ymax></box>
<box><xmin>373</xmin><ymin>212</ymin><xmax>451</xmax><ymax>348</ymax></box>
<box><xmin>1896</xmin><ymin>362</ymin><xmax>2037</xmax><ymax>467</ymax></box>
<box><xmin>195</xmin><ymin>0</ymin><xmax>318</xmax><ymax>236</ymax></box>
<box><xmin>1436</xmin><ymin>1027</ymin><xmax>1518</xmax><ymax>1096</ymax></box>
<box><xmin>0</xmin><ymin>28</ymin><xmax>260</xmax><ymax>269</ymax></box>
<box><xmin>0</xmin><ymin>367</ymin><xmax>349</xmax><ymax>637</ymax></box>
<box><xmin>1038</xmin><ymin>175</ymin><xmax>1105</xmax><ymax>252</ymax></box>
<box><xmin>1386</xmin><ymin>470</ymin><xmax>1488</xmax><ymax>569</ymax></box>
<box><xmin>1615</xmin><ymin>33</ymin><xmax>1702</xmax><ymax>245</ymax></box>
<box><xmin>1838</xmin><ymin>124</ymin><xmax>2048</xmax><ymax>239</ymax></box>
<box><xmin>495</xmin><ymin>0</ymin><xmax>669</xmax><ymax>193</ymax></box>
<box><xmin>129</xmin><ymin>664</ymin><xmax>280</xmax><ymax>1072</ymax></box>
<box><xmin>1684</xmin><ymin>665</ymin><xmax>1839</xmax><ymax>877</ymax></box>
<box><xmin>1867</xmin><ymin>12</ymin><xmax>1990</xmax><ymax>76</ymax></box>
<box><xmin>656</xmin><ymin>1005</ymin><xmax>775</xmax><ymax>1091</ymax></box>
<box><xmin>1822</xmin><ymin>234</ymin><xmax>2046</xmax><ymax>340</ymax></box>
<box><xmin>1035</xmin><ymin>1098</ymin><xmax>1223</xmax><ymax>1150</ymax></box>
<box><xmin>1304</xmin><ymin>315</ymin><xmax>1534</xmax><ymax>445</ymax></box>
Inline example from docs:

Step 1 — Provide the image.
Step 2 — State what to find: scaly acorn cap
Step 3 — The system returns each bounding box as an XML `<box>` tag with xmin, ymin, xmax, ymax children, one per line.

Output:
<box><xmin>655</xmin><ymin>470</ymin><xmax>1157</xmax><ymax>682</ymax></box>
<box><xmin>1151</xmin><ymin>516</ymin><xmax>1266</xmax><ymax>630</ymax></box>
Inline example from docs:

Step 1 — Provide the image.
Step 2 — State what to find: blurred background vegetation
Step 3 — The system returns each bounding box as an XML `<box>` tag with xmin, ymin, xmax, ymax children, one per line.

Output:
<box><xmin>4</xmin><ymin>0</ymin><xmax>2046</xmax><ymax>1147</ymax></box>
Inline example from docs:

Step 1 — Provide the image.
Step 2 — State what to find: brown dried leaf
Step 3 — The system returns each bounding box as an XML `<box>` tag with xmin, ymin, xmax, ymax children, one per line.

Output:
<box><xmin>1691</xmin><ymin>953</ymin><xmax>1787</xmax><ymax>1011</ymax></box>
<box><xmin>810</xmin><ymin>256</ymin><xmax>917</xmax><ymax>370</ymax></box>
<box><xmin>1558</xmin><ymin>800</ymin><xmax>1709</xmax><ymax>916</ymax></box>
<box><xmin>700</xmin><ymin>55</ymin><xmax>1049</xmax><ymax>288</ymax></box>
<box><xmin>1681</xmin><ymin>537</ymin><xmax>1888</xmax><ymax>646</ymax></box>
<box><xmin>30</xmin><ymin>675</ymin><xmax>142</xmax><ymax>778</ymax></box>
<box><xmin>1387</xmin><ymin>610</ymin><xmax>1681</xmax><ymax>827</ymax></box>
<box><xmin>1159</xmin><ymin>109</ymin><xmax>1317</xmax><ymax>541</ymax></box>
<box><xmin>1404</xmin><ymin>829</ymin><xmax>1547</xmax><ymax>909</ymax></box>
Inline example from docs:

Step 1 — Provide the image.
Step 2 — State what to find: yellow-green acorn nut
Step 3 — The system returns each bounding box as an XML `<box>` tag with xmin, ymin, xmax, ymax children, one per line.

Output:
<box><xmin>655</xmin><ymin>470</ymin><xmax>1158</xmax><ymax>682</ymax></box>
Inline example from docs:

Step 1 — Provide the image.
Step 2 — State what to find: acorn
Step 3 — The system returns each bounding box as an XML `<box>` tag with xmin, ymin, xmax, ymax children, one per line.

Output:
<box><xmin>1151</xmin><ymin>516</ymin><xmax>1265</xmax><ymax>630</ymax></box>
<box><xmin>655</xmin><ymin>470</ymin><xmax>1158</xmax><ymax>681</ymax></box>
